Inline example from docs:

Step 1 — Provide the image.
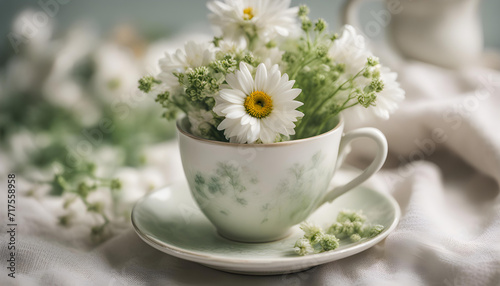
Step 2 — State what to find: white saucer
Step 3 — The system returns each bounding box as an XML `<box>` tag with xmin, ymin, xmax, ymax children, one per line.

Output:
<box><xmin>131</xmin><ymin>168</ymin><xmax>400</xmax><ymax>275</ymax></box>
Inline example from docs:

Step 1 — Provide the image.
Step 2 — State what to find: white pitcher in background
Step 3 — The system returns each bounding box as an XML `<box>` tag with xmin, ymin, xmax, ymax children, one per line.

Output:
<box><xmin>342</xmin><ymin>0</ymin><xmax>483</xmax><ymax>69</ymax></box>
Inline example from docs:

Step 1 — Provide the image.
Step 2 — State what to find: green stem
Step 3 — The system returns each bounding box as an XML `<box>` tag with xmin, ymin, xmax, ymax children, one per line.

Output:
<box><xmin>170</xmin><ymin>96</ymin><xmax>189</xmax><ymax>115</ymax></box>
<box><xmin>306</xmin><ymin>30</ymin><xmax>312</xmax><ymax>50</ymax></box>
<box><xmin>295</xmin><ymin>70</ymin><xmax>365</xmax><ymax>139</ymax></box>
<box><xmin>246</xmin><ymin>32</ymin><xmax>258</xmax><ymax>51</ymax></box>
<box><xmin>315</xmin><ymin>113</ymin><xmax>338</xmax><ymax>135</ymax></box>
<box><xmin>308</xmin><ymin>67</ymin><xmax>366</xmax><ymax>114</ymax></box>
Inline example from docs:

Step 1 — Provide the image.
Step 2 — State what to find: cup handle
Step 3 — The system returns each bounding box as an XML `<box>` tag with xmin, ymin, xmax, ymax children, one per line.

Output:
<box><xmin>342</xmin><ymin>0</ymin><xmax>381</xmax><ymax>28</ymax></box>
<box><xmin>321</xmin><ymin>128</ymin><xmax>388</xmax><ymax>204</ymax></box>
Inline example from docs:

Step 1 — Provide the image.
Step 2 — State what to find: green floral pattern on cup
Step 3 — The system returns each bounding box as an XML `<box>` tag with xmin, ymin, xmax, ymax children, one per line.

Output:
<box><xmin>189</xmin><ymin>152</ymin><xmax>334</xmax><ymax>226</ymax></box>
<box><xmin>192</xmin><ymin>162</ymin><xmax>258</xmax><ymax>207</ymax></box>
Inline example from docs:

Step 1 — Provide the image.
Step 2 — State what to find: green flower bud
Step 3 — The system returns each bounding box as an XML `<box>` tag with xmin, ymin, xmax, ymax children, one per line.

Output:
<box><xmin>294</xmin><ymin>238</ymin><xmax>313</xmax><ymax>256</ymax></box>
<box><xmin>59</xmin><ymin>215</ymin><xmax>72</xmax><ymax>226</ymax></box>
<box><xmin>314</xmin><ymin>18</ymin><xmax>327</xmax><ymax>32</ymax></box>
<box><xmin>242</xmin><ymin>54</ymin><xmax>258</xmax><ymax>66</ymax></box>
<box><xmin>300</xmin><ymin>222</ymin><xmax>323</xmax><ymax>241</ymax></box>
<box><xmin>212</xmin><ymin>36</ymin><xmax>223</xmax><ymax>47</ymax></box>
<box><xmin>174</xmin><ymin>72</ymin><xmax>185</xmax><ymax>85</ymax></box>
<box><xmin>162</xmin><ymin>108</ymin><xmax>179</xmax><ymax>121</ymax></box>
<box><xmin>77</xmin><ymin>182</ymin><xmax>91</xmax><ymax>198</ymax></box>
<box><xmin>87</xmin><ymin>202</ymin><xmax>103</xmax><ymax>213</ymax></box>
<box><xmin>155</xmin><ymin>91</ymin><xmax>170</xmax><ymax>107</ymax></box>
<box><xmin>369</xmin><ymin>78</ymin><xmax>384</xmax><ymax>92</ymax></box>
<box><xmin>368</xmin><ymin>224</ymin><xmax>384</xmax><ymax>237</ymax></box>
<box><xmin>282</xmin><ymin>51</ymin><xmax>297</xmax><ymax>64</ymax></box>
<box><xmin>367</xmin><ymin>56</ymin><xmax>380</xmax><ymax>67</ymax></box>
<box><xmin>110</xmin><ymin>178</ymin><xmax>122</xmax><ymax>191</ymax></box>
<box><xmin>316</xmin><ymin>45</ymin><xmax>328</xmax><ymax>57</ymax></box>
<box><xmin>313</xmin><ymin>74</ymin><xmax>326</xmax><ymax>85</ymax></box>
<box><xmin>301</xmin><ymin>18</ymin><xmax>312</xmax><ymax>32</ymax></box>
<box><xmin>335</xmin><ymin>63</ymin><xmax>345</xmax><ymax>73</ymax></box>
<box><xmin>358</xmin><ymin>92</ymin><xmax>377</xmax><ymax>108</ymax></box>
<box><xmin>138</xmin><ymin>76</ymin><xmax>159</xmax><ymax>93</ymax></box>
<box><xmin>331</xmin><ymin>71</ymin><xmax>340</xmax><ymax>81</ymax></box>
<box><xmin>319</xmin><ymin>234</ymin><xmax>339</xmax><ymax>252</ymax></box>
<box><xmin>319</xmin><ymin>64</ymin><xmax>330</xmax><ymax>72</ymax></box>
<box><xmin>298</xmin><ymin>5</ymin><xmax>310</xmax><ymax>17</ymax></box>
<box><xmin>265</xmin><ymin>41</ymin><xmax>276</xmax><ymax>48</ymax></box>
<box><xmin>350</xmin><ymin>233</ymin><xmax>361</xmax><ymax>242</ymax></box>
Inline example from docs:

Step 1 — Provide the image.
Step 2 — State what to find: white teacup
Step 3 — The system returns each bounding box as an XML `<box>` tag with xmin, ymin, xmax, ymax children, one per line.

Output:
<box><xmin>177</xmin><ymin>116</ymin><xmax>387</xmax><ymax>242</ymax></box>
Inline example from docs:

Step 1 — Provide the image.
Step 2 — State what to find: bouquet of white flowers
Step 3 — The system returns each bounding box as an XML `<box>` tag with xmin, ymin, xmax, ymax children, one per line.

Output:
<box><xmin>139</xmin><ymin>0</ymin><xmax>405</xmax><ymax>144</ymax></box>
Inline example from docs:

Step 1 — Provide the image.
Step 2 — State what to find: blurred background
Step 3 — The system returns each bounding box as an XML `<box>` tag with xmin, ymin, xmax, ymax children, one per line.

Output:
<box><xmin>1</xmin><ymin>0</ymin><xmax>500</xmax><ymax>52</ymax></box>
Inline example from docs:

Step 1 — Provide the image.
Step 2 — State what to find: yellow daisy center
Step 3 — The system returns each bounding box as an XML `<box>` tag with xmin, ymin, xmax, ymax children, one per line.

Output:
<box><xmin>244</xmin><ymin>91</ymin><xmax>273</xmax><ymax>118</ymax></box>
<box><xmin>243</xmin><ymin>7</ymin><xmax>254</xmax><ymax>20</ymax></box>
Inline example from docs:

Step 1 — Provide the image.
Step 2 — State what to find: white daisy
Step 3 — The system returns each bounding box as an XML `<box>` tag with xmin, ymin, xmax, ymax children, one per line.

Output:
<box><xmin>365</xmin><ymin>66</ymin><xmax>405</xmax><ymax>119</ymax></box>
<box><xmin>214</xmin><ymin>62</ymin><xmax>303</xmax><ymax>144</ymax></box>
<box><xmin>330</xmin><ymin>25</ymin><xmax>405</xmax><ymax>120</ymax></box>
<box><xmin>339</xmin><ymin>61</ymin><xmax>405</xmax><ymax>120</ymax></box>
<box><xmin>159</xmin><ymin>40</ymin><xmax>216</xmax><ymax>72</ymax></box>
<box><xmin>157</xmin><ymin>41</ymin><xmax>216</xmax><ymax>90</ymax></box>
<box><xmin>218</xmin><ymin>39</ymin><xmax>247</xmax><ymax>54</ymax></box>
<box><xmin>92</xmin><ymin>43</ymin><xmax>141</xmax><ymax>97</ymax></box>
<box><xmin>253</xmin><ymin>46</ymin><xmax>285</xmax><ymax>70</ymax></box>
<box><xmin>207</xmin><ymin>0</ymin><xmax>300</xmax><ymax>43</ymax></box>
<box><xmin>329</xmin><ymin>25</ymin><xmax>370</xmax><ymax>76</ymax></box>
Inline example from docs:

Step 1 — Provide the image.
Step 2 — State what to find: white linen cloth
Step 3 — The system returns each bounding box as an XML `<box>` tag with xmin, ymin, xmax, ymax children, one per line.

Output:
<box><xmin>1</xmin><ymin>60</ymin><xmax>500</xmax><ymax>286</ymax></box>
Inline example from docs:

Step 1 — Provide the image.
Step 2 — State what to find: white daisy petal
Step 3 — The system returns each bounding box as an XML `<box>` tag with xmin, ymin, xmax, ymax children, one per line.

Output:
<box><xmin>219</xmin><ymin>89</ymin><xmax>246</xmax><ymax>103</ymax></box>
<box><xmin>225</xmin><ymin>109</ymin><xmax>247</xmax><ymax>119</ymax></box>
<box><xmin>217</xmin><ymin>118</ymin><xmax>233</xmax><ymax>131</ymax></box>
<box><xmin>255</xmin><ymin>63</ymin><xmax>268</xmax><ymax>91</ymax></box>
<box><xmin>225</xmin><ymin>73</ymin><xmax>243</xmax><ymax>91</ymax></box>
<box><xmin>237</xmin><ymin>62</ymin><xmax>254</xmax><ymax>94</ymax></box>
<box><xmin>274</xmin><ymin>88</ymin><xmax>302</xmax><ymax>102</ymax></box>
<box><xmin>221</xmin><ymin>104</ymin><xmax>245</xmax><ymax>115</ymax></box>
<box><xmin>241</xmin><ymin>114</ymin><xmax>252</xmax><ymax>125</ymax></box>
<box><xmin>264</xmin><ymin>65</ymin><xmax>281</xmax><ymax>94</ymax></box>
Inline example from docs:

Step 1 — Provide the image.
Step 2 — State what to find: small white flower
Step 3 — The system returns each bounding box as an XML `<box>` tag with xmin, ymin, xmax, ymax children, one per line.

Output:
<box><xmin>159</xmin><ymin>41</ymin><xmax>216</xmax><ymax>73</ymax></box>
<box><xmin>253</xmin><ymin>46</ymin><xmax>285</xmax><ymax>70</ymax></box>
<box><xmin>344</xmin><ymin>65</ymin><xmax>405</xmax><ymax>121</ymax></box>
<box><xmin>92</xmin><ymin>43</ymin><xmax>141</xmax><ymax>96</ymax></box>
<box><xmin>207</xmin><ymin>0</ymin><xmax>300</xmax><ymax>43</ymax></box>
<box><xmin>329</xmin><ymin>25</ymin><xmax>370</xmax><ymax>76</ymax></box>
<box><xmin>330</xmin><ymin>25</ymin><xmax>405</xmax><ymax>120</ymax></box>
<box><xmin>368</xmin><ymin>67</ymin><xmax>405</xmax><ymax>119</ymax></box>
<box><xmin>158</xmin><ymin>41</ymin><xmax>216</xmax><ymax>90</ymax></box>
<box><xmin>12</xmin><ymin>10</ymin><xmax>54</xmax><ymax>51</ymax></box>
<box><xmin>218</xmin><ymin>39</ymin><xmax>247</xmax><ymax>54</ymax></box>
<box><xmin>299</xmin><ymin>221</ymin><xmax>323</xmax><ymax>240</ymax></box>
<box><xmin>214</xmin><ymin>62</ymin><xmax>303</xmax><ymax>143</ymax></box>
<box><xmin>294</xmin><ymin>238</ymin><xmax>313</xmax><ymax>256</ymax></box>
